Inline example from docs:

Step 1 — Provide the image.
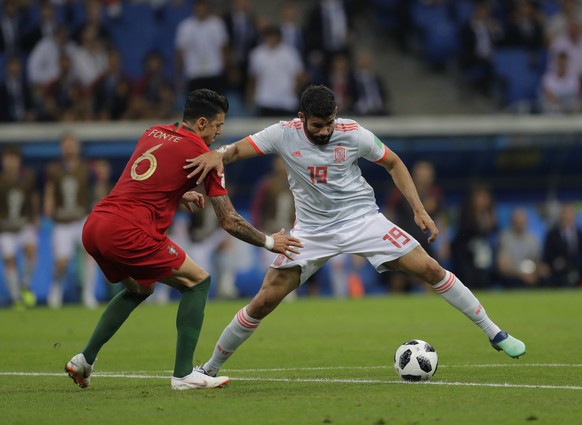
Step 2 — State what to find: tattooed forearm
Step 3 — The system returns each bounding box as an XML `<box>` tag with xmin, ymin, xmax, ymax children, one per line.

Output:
<box><xmin>210</xmin><ymin>195</ymin><xmax>265</xmax><ymax>246</ymax></box>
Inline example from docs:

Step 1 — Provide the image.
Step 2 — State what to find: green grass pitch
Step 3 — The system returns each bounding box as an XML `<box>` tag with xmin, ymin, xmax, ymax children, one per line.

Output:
<box><xmin>1</xmin><ymin>290</ymin><xmax>581</xmax><ymax>425</ymax></box>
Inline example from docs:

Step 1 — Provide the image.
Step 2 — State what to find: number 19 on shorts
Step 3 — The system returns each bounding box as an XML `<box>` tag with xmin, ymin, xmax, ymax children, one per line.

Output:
<box><xmin>383</xmin><ymin>227</ymin><xmax>410</xmax><ymax>248</ymax></box>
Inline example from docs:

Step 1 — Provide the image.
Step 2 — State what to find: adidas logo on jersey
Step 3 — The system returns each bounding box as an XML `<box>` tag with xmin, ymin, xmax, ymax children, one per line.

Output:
<box><xmin>292</xmin><ymin>150</ymin><xmax>302</xmax><ymax>157</ymax></box>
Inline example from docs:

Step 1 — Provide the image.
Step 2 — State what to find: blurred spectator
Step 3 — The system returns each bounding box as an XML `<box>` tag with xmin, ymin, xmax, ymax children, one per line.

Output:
<box><xmin>0</xmin><ymin>146</ymin><xmax>39</xmax><ymax>309</ymax></box>
<box><xmin>0</xmin><ymin>56</ymin><xmax>36</xmax><ymax>123</ymax></box>
<box><xmin>44</xmin><ymin>133</ymin><xmax>99</xmax><ymax>308</ymax></box>
<box><xmin>460</xmin><ymin>0</ymin><xmax>504</xmax><ymax>95</ymax></box>
<box><xmin>545</xmin><ymin>0</ymin><xmax>581</xmax><ymax>42</ymax></box>
<box><xmin>385</xmin><ymin>160</ymin><xmax>447</xmax><ymax>293</ymax></box>
<box><xmin>279</xmin><ymin>1</ymin><xmax>305</xmax><ymax>57</ymax></box>
<box><xmin>187</xmin><ymin>201</ymin><xmax>240</xmax><ymax>299</ymax></box>
<box><xmin>305</xmin><ymin>50</ymin><xmax>328</xmax><ymax>87</ymax></box>
<box><xmin>502</xmin><ymin>0</ymin><xmax>545</xmax><ymax>51</ymax></box>
<box><xmin>452</xmin><ymin>184</ymin><xmax>499</xmax><ymax>289</ymax></box>
<box><xmin>223</xmin><ymin>0</ymin><xmax>260</xmax><ymax>96</ymax></box>
<box><xmin>175</xmin><ymin>1</ymin><xmax>229</xmax><ymax>95</ymax></box>
<box><xmin>549</xmin><ymin>18</ymin><xmax>582</xmax><ymax>76</ymax></box>
<box><xmin>540</xmin><ymin>51</ymin><xmax>581</xmax><ymax>114</ymax></box>
<box><xmin>352</xmin><ymin>51</ymin><xmax>390</xmax><ymax>116</ymax></box>
<box><xmin>250</xmin><ymin>156</ymin><xmax>296</xmax><ymax>298</ymax></box>
<box><xmin>250</xmin><ymin>156</ymin><xmax>295</xmax><ymax>246</ymax></box>
<box><xmin>304</xmin><ymin>0</ymin><xmax>353</xmax><ymax>66</ymax></box>
<box><xmin>42</xmin><ymin>53</ymin><xmax>91</xmax><ymax>121</ymax></box>
<box><xmin>325</xmin><ymin>53</ymin><xmax>355</xmax><ymax>114</ymax></box>
<box><xmin>27</xmin><ymin>26</ymin><xmax>78</xmax><ymax>90</ymax></box>
<box><xmin>126</xmin><ymin>50</ymin><xmax>175</xmax><ymax>120</ymax></box>
<box><xmin>89</xmin><ymin>158</ymin><xmax>113</xmax><ymax>302</ymax></box>
<box><xmin>496</xmin><ymin>208</ymin><xmax>549</xmax><ymax>288</ymax></box>
<box><xmin>247</xmin><ymin>25</ymin><xmax>305</xmax><ymax>116</ymax></box>
<box><xmin>0</xmin><ymin>0</ymin><xmax>25</xmax><ymax>57</ymax></box>
<box><xmin>72</xmin><ymin>0</ymin><xmax>111</xmax><ymax>46</ymax></box>
<box><xmin>102</xmin><ymin>0</ymin><xmax>122</xmax><ymax>20</ymax></box>
<box><xmin>22</xmin><ymin>2</ymin><xmax>58</xmax><ymax>52</ymax></box>
<box><xmin>543</xmin><ymin>202</ymin><xmax>582</xmax><ymax>287</ymax></box>
<box><xmin>328</xmin><ymin>254</ymin><xmax>366</xmax><ymax>298</ymax></box>
<box><xmin>92</xmin><ymin>49</ymin><xmax>132</xmax><ymax>120</ymax></box>
<box><xmin>91</xmin><ymin>159</ymin><xmax>112</xmax><ymax>206</ymax></box>
<box><xmin>72</xmin><ymin>25</ymin><xmax>109</xmax><ymax>89</ymax></box>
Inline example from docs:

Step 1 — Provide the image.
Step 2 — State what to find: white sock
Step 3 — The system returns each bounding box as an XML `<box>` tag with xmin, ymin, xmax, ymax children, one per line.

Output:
<box><xmin>433</xmin><ymin>270</ymin><xmax>501</xmax><ymax>340</ymax></box>
<box><xmin>48</xmin><ymin>281</ymin><xmax>63</xmax><ymax>309</ymax></box>
<box><xmin>82</xmin><ymin>258</ymin><xmax>98</xmax><ymax>307</ymax></box>
<box><xmin>5</xmin><ymin>267</ymin><xmax>20</xmax><ymax>302</ymax></box>
<box><xmin>204</xmin><ymin>306</ymin><xmax>260</xmax><ymax>374</ymax></box>
<box><xmin>23</xmin><ymin>260</ymin><xmax>34</xmax><ymax>291</ymax></box>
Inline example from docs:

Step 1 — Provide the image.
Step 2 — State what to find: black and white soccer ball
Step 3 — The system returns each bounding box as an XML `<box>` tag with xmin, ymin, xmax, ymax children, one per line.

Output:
<box><xmin>394</xmin><ymin>339</ymin><xmax>438</xmax><ymax>381</ymax></box>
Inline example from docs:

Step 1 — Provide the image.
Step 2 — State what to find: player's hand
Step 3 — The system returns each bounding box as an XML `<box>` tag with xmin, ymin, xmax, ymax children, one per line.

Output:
<box><xmin>181</xmin><ymin>191</ymin><xmax>205</xmax><ymax>211</ymax></box>
<box><xmin>184</xmin><ymin>151</ymin><xmax>224</xmax><ymax>185</ymax></box>
<box><xmin>414</xmin><ymin>210</ymin><xmax>439</xmax><ymax>243</ymax></box>
<box><xmin>270</xmin><ymin>228</ymin><xmax>303</xmax><ymax>260</ymax></box>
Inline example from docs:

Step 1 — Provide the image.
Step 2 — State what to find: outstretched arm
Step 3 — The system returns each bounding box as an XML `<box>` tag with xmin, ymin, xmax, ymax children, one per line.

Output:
<box><xmin>209</xmin><ymin>194</ymin><xmax>302</xmax><ymax>259</ymax></box>
<box><xmin>378</xmin><ymin>151</ymin><xmax>439</xmax><ymax>243</ymax></box>
<box><xmin>184</xmin><ymin>138</ymin><xmax>260</xmax><ymax>184</ymax></box>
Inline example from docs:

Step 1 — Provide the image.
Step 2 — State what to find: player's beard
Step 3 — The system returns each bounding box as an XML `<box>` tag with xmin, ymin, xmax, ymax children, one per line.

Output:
<box><xmin>305</xmin><ymin>128</ymin><xmax>333</xmax><ymax>145</ymax></box>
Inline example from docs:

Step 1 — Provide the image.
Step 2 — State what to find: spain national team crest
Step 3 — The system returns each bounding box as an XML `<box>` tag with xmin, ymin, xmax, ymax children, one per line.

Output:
<box><xmin>334</xmin><ymin>146</ymin><xmax>346</xmax><ymax>163</ymax></box>
<box><xmin>273</xmin><ymin>254</ymin><xmax>286</xmax><ymax>267</ymax></box>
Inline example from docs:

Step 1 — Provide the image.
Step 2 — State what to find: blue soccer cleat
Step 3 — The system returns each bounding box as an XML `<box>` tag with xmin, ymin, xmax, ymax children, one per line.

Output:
<box><xmin>490</xmin><ymin>331</ymin><xmax>526</xmax><ymax>359</ymax></box>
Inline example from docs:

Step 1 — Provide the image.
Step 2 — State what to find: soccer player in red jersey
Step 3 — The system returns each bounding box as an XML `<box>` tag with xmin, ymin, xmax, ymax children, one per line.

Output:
<box><xmin>64</xmin><ymin>89</ymin><xmax>302</xmax><ymax>390</ymax></box>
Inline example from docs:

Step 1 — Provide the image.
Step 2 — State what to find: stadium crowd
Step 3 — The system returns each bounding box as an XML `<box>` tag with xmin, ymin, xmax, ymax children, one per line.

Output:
<box><xmin>375</xmin><ymin>0</ymin><xmax>582</xmax><ymax>113</ymax></box>
<box><xmin>0</xmin><ymin>134</ymin><xmax>580</xmax><ymax>309</ymax></box>
<box><xmin>4</xmin><ymin>0</ymin><xmax>582</xmax><ymax>120</ymax></box>
<box><xmin>0</xmin><ymin>0</ymin><xmax>581</xmax><ymax>308</ymax></box>
<box><xmin>0</xmin><ymin>0</ymin><xmax>389</xmax><ymax>122</ymax></box>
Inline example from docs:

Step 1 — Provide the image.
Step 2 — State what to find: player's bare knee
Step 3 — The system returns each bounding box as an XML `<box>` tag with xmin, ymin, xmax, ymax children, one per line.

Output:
<box><xmin>247</xmin><ymin>299</ymin><xmax>273</xmax><ymax>319</ymax></box>
<box><xmin>423</xmin><ymin>258</ymin><xmax>445</xmax><ymax>285</ymax></box>
<box><xmin>249</xmin><ymin>288</ymin><xmax>285</xmax><ymax>319</ymax></box>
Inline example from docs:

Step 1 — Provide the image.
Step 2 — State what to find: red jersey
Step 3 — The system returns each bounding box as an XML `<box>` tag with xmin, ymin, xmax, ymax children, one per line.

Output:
<box><xmin>93</xmin><ymin>123</ymin><xmax>227</xmax><ymax>239</ymax></box>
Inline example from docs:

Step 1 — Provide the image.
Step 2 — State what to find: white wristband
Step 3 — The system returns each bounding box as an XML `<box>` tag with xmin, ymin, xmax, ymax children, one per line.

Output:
<box><xmin>263</xmin><ymin>234</ymin><xmax>275</xmax><ymax>250</ymax></box>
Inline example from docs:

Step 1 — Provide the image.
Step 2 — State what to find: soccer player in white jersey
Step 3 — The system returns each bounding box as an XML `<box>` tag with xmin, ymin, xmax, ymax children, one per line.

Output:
<box><xmin>185</xmin><ymin>85</ymin><xmax>526</xmax><ymax>377</ymax></box>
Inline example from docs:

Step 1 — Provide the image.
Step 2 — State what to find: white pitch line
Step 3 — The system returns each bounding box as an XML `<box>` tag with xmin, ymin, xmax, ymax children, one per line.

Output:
<box><xmin>133</xmin><ymin>363</ymin><xmax>582</xmax><ymax>374</ymax></box>
<box><xmin>214</xmin><ymin>363</ymin><xmax>582</xmax><ymax>372</ymax></box>
<box><xmin>1</xmin><ymin>371</ymin><xmax>582</xmax><ymax>391</ymax></box>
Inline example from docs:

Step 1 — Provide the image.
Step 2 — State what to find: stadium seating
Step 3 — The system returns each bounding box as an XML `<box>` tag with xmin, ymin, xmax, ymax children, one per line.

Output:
<box><xmin>410</xmin><ymin>1</ymin><xmax>459</xmax><ymax>67</ymax></box>
<box><xmin>370</xmin><ymin>0</ymin><xmax>402</xmax><ymax>32</ymax></box>
<box><xmin>492</xmin><ymin>48</ymin><xmax>544</xmax><ymax>111</ymax></box>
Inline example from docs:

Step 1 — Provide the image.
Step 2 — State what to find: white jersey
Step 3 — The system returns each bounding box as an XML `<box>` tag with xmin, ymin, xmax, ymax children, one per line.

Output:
<box><xmin>248</xmin><ymin>118</ymin><xmax>390</xmax><ymax>231</ymax></box>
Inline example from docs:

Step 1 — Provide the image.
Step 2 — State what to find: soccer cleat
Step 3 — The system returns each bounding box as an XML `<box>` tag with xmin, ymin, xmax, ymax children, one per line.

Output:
<box><xmin>171</xmin><ymin>367</ymin><xmax>230</xmax><ymax>390</ymax></box>
<box><xmin>490</xmin><ymin>331</ymin><xmax>526</xmax><ymax>359</ymax></box>
<box><xmin>65</xmin><ymin>353</ymin><xmax>94</xmax><ymax>388</ymax></box>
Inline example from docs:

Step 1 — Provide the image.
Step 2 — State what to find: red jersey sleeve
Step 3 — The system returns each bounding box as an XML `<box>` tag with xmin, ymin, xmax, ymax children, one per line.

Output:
<box><xmin>203</xmin><ymin>169</ymin><xmax>227</xmax><ymax>197</ymax></box>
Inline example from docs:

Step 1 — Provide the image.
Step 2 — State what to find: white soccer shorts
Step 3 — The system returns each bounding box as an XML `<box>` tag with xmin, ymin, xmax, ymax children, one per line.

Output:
<box><xmin>0</xmin><ymin>225</ymin><xmax>38</xmax><ymax>258</ymax></box>
<box><xmin>52</xmin><ymin>219</ymin><xmax>86</xmax><ymax>261</ymax></box>
<box><xmin>270</xmin><ymin>212</ymin><xmax>420</xmax><ymax>285</ymax></box>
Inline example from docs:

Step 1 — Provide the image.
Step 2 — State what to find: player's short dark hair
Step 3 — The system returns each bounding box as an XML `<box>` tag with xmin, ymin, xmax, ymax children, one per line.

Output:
<box><xmin>299</xmin><ymin>85</ymin><xmax>336</xmax><ymax>119</ymax></box>
<box><xmin>183</xmin><ymin>89</ymin><xmax>229</xmax><ymax>122</ymax></box>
